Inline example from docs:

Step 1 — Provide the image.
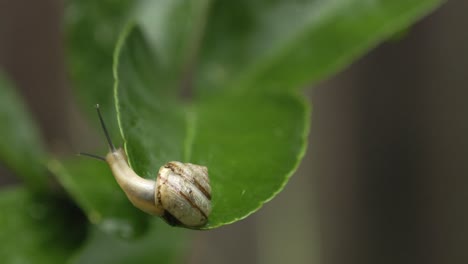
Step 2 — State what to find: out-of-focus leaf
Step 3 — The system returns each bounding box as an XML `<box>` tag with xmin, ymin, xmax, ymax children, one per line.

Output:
<box><xmin>70</xmin><ymin>219</ymin><xmax>188</xmax><ymax>264</ymax></box>
<box><xmin>0</xmin><ymin>187</ymin><xmax>86</xmax><ymax>263</ymax></box>
<box><xmin>194</xmin><ymin>0</ymin><xmax>444</xmax><ymax>95</ymax></box>
<box><xmin>48</xmin><ymin>157</ymin><xmax>150</xmax><ymax>238</ymax></box>
<box><xmin>0</xmin><ymin>72</ymin><xmax>47</xmax><ymax>190</ymax></box>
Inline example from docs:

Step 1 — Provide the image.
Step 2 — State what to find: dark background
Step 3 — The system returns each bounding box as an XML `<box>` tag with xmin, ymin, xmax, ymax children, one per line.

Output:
<box><xmin>0</xmin><ymin>1</ymin><xmax>467</xmax><ymax>263</ymax></box>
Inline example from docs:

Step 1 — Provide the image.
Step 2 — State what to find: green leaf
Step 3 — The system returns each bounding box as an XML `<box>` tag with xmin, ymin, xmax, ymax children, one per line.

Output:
<box><xmin>0</xmin><ymin>187</ymin><xmax>86</xmax><ymax>263</ymax></box>
<box><xmin>0</xmin><ymin>72</ymin><xmax>47</xmax><ymax>190</ymax></box>
<box><xmin>70</xmin><ymin>220</ymin><xmax>188</xmax><ymax>264</ymax></box>
<box><xmin>114</xmin><ymin>24</ymin><xmax>309</xmax><ymax>229</ymax></box>
<box><xmin>194</xmin><ymin>0</ymin><xmax>444</xmax><ymax>95</ymax></box>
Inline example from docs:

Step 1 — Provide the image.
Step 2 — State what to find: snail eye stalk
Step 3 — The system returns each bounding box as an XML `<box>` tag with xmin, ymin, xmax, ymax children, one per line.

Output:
<box><xmin>78</xmin><ymin>152</ymin><xmax>106</xmax><ymax>162</ymax></box>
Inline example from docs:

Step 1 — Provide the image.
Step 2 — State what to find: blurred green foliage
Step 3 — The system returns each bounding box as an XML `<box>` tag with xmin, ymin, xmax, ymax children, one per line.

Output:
<box><xmin>0</xmin><ymin>0</ymin><xmax>443</xmax><ymax>262</ymax></box>
<box><xmin>0</xmin><ymin>73</ymin><xmax>47</xmax><ymax>191</ymax></box>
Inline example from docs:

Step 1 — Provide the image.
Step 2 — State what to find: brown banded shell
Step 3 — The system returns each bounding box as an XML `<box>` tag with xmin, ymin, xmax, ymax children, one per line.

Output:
<box><xmin>156</xmin><ymin>161</ymin><xmax>212</xmax><ymax>227</ymax></box>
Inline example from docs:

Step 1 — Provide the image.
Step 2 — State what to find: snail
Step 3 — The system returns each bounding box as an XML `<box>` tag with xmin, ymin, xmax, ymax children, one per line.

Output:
<box><xmin>80</xmin><ymin>105</ymin><xmax>212</xmax><ymax>227</ymax></box>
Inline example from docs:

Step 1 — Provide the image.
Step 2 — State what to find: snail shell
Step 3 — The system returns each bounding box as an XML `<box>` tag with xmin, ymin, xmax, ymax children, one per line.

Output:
<box><xmin>156</xmin><ymin>161</ymin><xmax>211</xmax><ymax>226</ymax></box>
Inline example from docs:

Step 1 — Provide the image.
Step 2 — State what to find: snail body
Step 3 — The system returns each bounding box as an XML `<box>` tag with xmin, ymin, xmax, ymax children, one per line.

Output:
<box><xmin>82</xmin><ymin>105</ymin><xmax>212</xmax><ymax>227</ymax></box>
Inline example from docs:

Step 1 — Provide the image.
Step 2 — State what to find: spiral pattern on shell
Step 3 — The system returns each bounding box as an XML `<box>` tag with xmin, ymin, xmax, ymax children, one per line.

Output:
<box><xmin>155</xmin><ymin>161</ymin><xmax>212</xmax><ymax>227</ymax></box>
